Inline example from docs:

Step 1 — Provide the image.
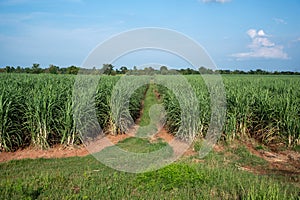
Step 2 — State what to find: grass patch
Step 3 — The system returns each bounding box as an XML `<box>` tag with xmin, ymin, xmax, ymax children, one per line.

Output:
<box><xmin>138</xmin><ymin>83</ymin><xmax>161</xmax><ymax>127</ymax></box>
<box><xmin>136</xmin><ymin>83</ymin><xmax>164</xmax><ymax>138</ymax></box>
<box><xmin>116</xmin><ymin>137</ymin><xmax>168</xmax><ymax>153</ymax></box>
<box><xmin>232</xmin><ymin>145</ymin><xmax>268</xmax><ymax>166</ymax></box>
<box><xmin>91</xmin><ymin>137</ymin><xmax>174</xmax><ymax>173</ymax></box>
<box><xmin>135</xmin><ymin>163</ymin><xmax>206</xmax><ymax>191</ymax></box>
<box><xmin>293</xmin><ymin>145</ymin><xmax>300</xmax><ymax>152</ymax></box>
<box><xmin>0</xmin><ymin>153</ymin><xmax>299</xmax><ymax>199</ymax></box>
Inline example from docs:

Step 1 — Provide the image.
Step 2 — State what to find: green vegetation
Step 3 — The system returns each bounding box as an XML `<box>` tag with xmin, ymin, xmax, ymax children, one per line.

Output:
<box><xmin>136</xmin><ymin>82</ymin><xmax>164</xmax><ymax>138</ymax></box>
<box><xmin>1</xmin><ymin>73</ymin><xmax>299</xmax><ymax>199</ymax></box>
<box><xmin>0</xmin><ymin>74</ymin><xmax>146</xmax><ymax>151</ymax></box>
<box><xmin>138</xmin><ymin>83</ymin><xmax>161</xmax><ymax>127</ymax></box>
<box><xmin>2</xmin><ymin>64</ymin><xmax>300</xmax><ymax>75</ymax></box>
<box><xmin>93</xmin><ymin>137</ymin><xmax>174</xmax><ymax>173</ymax></box>
<box><xmin>116</xmin><ymin>137</ymin><xmax>167</xmax><ymax>153</ymax></box>
<box><xmin>1</xmin><ymin>74</ymin><xmax>299</xmax><ymax>151</ymax></box>
<box><xmin>223</xmin><ymin>75</ymin><xmax>300</xmax><ymax>147</ymax></box>
<box><xmin>158</xmin><ymin>75</ymin><xmax>300</xmax><ymax>147</ymax></box>
<box><xmin>0</xmin><ymin>144</ymin><xmax>299</xmax><ymax>199</ymax></box>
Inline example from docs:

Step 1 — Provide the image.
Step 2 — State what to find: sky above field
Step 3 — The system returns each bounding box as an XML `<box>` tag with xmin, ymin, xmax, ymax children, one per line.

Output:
<box><xmin>0</xmin><ymin>0</ymin><xmax>300</xmax><ymax>71</ymax></box>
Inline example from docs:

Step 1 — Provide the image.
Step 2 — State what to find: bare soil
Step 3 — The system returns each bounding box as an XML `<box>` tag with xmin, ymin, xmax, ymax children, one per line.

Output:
<box><xmin>0</xmin><ymin>133</ymin><xmax>133</xmax><ymax>163</ymax></box>
<box><xmin>0</xmin><ymin>145</ymin><xmax>89</xmax><ymax>162</ymax></box>
<box><xmin>242</xmin><ymin>140</ymin><xmax>300</xmax><ymax>176</ymax></box>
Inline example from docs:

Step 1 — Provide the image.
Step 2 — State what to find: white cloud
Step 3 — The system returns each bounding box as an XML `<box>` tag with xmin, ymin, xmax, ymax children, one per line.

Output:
<box><xmin>202</xmin><ymin>0</ymin><xmax>231</xmax><ymax>3</ymax></box>
<box><xmin>257</xmin><ymin>30</ymin><xmax>266</xmax><ymax>37</ymax></box>
<box><xmin>232</xmin><ymin>29</ymin><xmax>288</xmax><ymax>60</ymax></box>
<box><xmin>247</xmin><ymin>29</ymin><xmax>257</xmax><ymax>38</ymax></box>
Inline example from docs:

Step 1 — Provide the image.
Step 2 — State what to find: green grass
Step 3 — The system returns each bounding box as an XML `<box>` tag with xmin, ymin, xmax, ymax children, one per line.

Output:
<box><xmin>231</xmin><ymin>145</ymin><xmax>268</xmax><ymax>166</ymax></box>
<box><xmin>92</xmin><ymin>137</ymin><xmax>174</xmax><ymax>173</ymax></box>
<box><xmin>293</xmin><ymin>145</ymin><xmax>300</xmax><ymax>152</ymax></box>
<box><xmin>139</xmin><ymin>84</ymin><xmax>158</xmax><ymax>126</ymax></box>
<box><xmin>0</xmin><ymin>146</ymin><xmax>299</xmax><ymax>199</ymax></box>
<box><xmin>116</xmin><ymin>137</ymin><xmax>168</xmax><ymax>153</ymax></box>
<box><xmin>136</xmin><ymin>82</ymin><xmax>163</xmax><ymax>138</ymax></box>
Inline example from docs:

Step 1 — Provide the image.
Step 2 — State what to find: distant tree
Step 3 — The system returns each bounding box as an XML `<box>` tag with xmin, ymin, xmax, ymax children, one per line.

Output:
<box><xmin>255</xmin><ymin>69</ymin><xmax>264</xmax><ymax>74</ymax></box>
<box><xmin>111</xmin><ymin>70</ymin><xmax>117</xmax><ymax>76</ymax></box>
<box><xmin>32</xmin><ymin>63</ymin><xmax>42</xmax><ymax>74</ymax></box>
<box><xmin>160</xmin><ymin>66</ymin><xmax>168</xmax><ymax>75</ymax></box>
<box><xmin>281</xmin><ymin>71</ymin><xmax>294</xmax><ymax>75</ymax></box>
<box><xmin>16</xmin><ymin>66</ymin><xmax>22</xmax><ymax>73</ymax></box>
<box><xmin>66</xmin><ymin>65</ymin><xmax>79</xmax><ymax>75</ymax></box>
<box><xmin>199</xmin><ymin>66</ymin><xmax>214</xmax><ymax>74</ymax></box>
<box><xmin>24</xmin><ymin>67</ymin><xmax>31</xmax><ymax>73</ymax></box>
<box><xmin>48</xmin><ymin>64</ymin><xmax>59</xmax><ymax>74</ymax></box>
<box><xmin>232</xmin><ymin>70</ymin><xmax>246</xmax><ymax>74</ymax></box>
<box><xmin>5</xmin><ymin>66</ymin><xmax>12</xmax><ymax>73</ymax></box>
<box><xmin>59</xmin><ymin>67</ymin><xmax>67</xmax><ymax>74</ymax></box>
<box><xmin>102</xmin><ymin>64</ymin><xmax>114</xmax><ymax>75</ymax></box>
<box><xmin>144</xmin><ymin>67</ymin><xmax>155</xmax><ymax>75</ymax></box>
<box><xmin>120</xmin><ymin>66</ymin><xmax>128</xmax><ymax>74</ymax></box>
<box><xmin>248</xmin><ymin>70</ymin><xmax>255</xmax><ymax>74</ymax></box>
<box><xmin>178</xmin><ymin>67</ymin><xmax>199</xmax><ymax>75</ymax></box>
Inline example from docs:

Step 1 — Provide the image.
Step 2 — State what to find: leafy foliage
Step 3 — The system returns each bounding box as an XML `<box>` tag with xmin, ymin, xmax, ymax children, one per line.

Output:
<box><xmin>135</xmin><ymin>163</ymin><xmax>206</xmax><ymax>191</ymax></box>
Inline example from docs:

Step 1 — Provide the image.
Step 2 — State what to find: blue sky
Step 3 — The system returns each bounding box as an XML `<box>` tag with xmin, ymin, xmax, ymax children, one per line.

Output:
<box><xmin>0</xmin><ymin>0</ymin><xmax>300</xmax><ymax>71</ymax></box>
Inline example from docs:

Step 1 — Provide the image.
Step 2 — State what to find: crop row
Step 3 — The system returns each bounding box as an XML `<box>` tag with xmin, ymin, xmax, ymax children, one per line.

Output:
<box><xmin>1</xmin><ymin>74</ymin><xmax>299</xmax><ymax>151</ymax></box>
<box><xmin>157</xmin><ymin>75</ymin><xmax>300</xmax><ymax>147</ymax></box>
<box><xmin>0</xmin><ymin>74</ymin><xmax>146</xmax><ymax>151</ymax></box>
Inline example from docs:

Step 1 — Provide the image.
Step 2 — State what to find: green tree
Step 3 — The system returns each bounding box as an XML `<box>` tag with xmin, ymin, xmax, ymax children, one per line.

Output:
<box><xmin>5</xmin><ymin>66</ymin><xmax>12</xmax><ymax>73</ymax></box>
<box><xmin>32</xmin><ymin>63</ymin><xmax>42</xmax><ymax>74</ymax></box>
<box><xmin>160</xmin><ymin>66</ymin><xmax>168</xmax><ymax>75</ymax></box>
<box><xmin>16</xmin><ymin>66</ymin><xmax>22</xmax><ymax>73</ymax></box>
<box><xmin>120</xmin><ymin>66</ymin><xmax>128</xmax><ymax>74</ymax></box>
<box><xmin>103</xmin><ymin>64</ymin><xmax>114</xmax><ymax>75</ymax></box>
<box><xmin>199</xmin><ymin>66</ymin><xmax>213</xmax><ymax>74</ymax></box>
<box><xmin>66</xmin><ymin>65</ymin><xmax>79</xmax><ymax>75</ymax></box>
<box><xmin>48</xmin><ymin>64</ymin><xmax>59</xmax><ymax>74</ymax></box>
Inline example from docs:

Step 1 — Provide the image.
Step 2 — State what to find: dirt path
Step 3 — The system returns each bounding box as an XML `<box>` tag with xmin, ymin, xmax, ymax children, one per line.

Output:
<box><xmin>242</xmin><ymin>141</ymin><xmax>300</xmax><ymax>176</ymax></box>
<box><xmin>0</xmin><ymin>133</ymin><xmax>133</xmax><ymax>163</ymax></box>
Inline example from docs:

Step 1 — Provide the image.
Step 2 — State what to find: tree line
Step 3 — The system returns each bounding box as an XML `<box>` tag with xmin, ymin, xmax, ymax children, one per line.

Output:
<box><xmin>1</xmin><ymin>64</ymin><xmax>299</xmax><ymax>75</ymax></box>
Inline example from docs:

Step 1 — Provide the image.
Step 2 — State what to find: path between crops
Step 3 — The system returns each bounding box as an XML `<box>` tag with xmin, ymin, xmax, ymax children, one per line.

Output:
<box><xmin>82</xmin><ymin>83</ymin><xmax>192</xmax><ymax>157</ymax></box>
<box><xmin>0</xmin><ymin>83</ymin><xmax>193</xmax><ymax>163</ymax></box>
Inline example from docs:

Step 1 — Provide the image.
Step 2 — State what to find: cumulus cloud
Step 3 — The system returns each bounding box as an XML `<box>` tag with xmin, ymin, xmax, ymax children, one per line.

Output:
<box><xmin>232</xmin><ymin>29</ymin><xmax>288</xmax><ymax>60</ymax></box>
<box><xmin>202</xmin><ymin>0</ymin><xmax>231</xmax><ymax>3</ymax></box>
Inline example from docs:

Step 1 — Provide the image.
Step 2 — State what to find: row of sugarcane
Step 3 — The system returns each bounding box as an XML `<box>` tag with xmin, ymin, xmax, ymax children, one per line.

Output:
<box><xmin>1</xmin><ymin>73</ymin><xmax>299</xmax><ymax>151</ymax></box>
<box><xmin>0</xmin><ymin>74</ymin><xmax>147</xmax><ymax>151</ymax></box>
<box><xmin>156</xmin><ymin>75</ymin><xmax>300</xmax><ymax>147</ymax></box>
